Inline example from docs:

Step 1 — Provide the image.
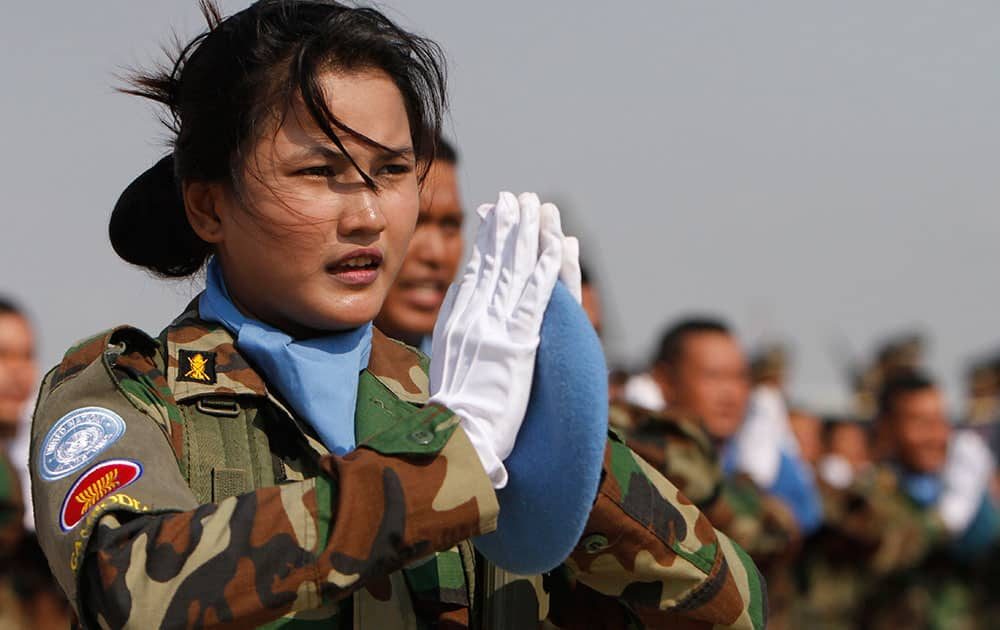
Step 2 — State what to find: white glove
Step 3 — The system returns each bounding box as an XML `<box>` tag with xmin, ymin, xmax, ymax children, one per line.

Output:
<box><xmin>560</xmin><ymin>234</ymin><xmax>582</xmax><ymax>304</ymax></box>
<box><xmin>938</xmin><ymin>429</ymin><xmax>995</xmax><ymax>534</ymax></box>
<box><xmin>428</xmin><ymin>192</ymin><xmax>564</xmax><ymax>488</ymax></box>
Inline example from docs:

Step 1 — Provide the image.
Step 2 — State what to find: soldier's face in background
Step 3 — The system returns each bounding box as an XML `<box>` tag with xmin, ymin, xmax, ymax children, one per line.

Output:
<box><xmin>581</xmin><ymin>283</ymin><xmax>602</xmax><ymax>337</ymax></box>
<box><xmin>0</xmin><ymin>313</ymin><xmax>37</xmax><ymax>436</ymax></box>
<box><xmin>197</xmin><ymin>69</ymin><xmax>419</xmax><ymax>335</ymax></box>
<box><xmin>789</xmin><ymin>411</ymin><xmax>823</xmax><ymax>466</ymax></box>
<box><xmin>662</xmin><ymin>332</ymin><xmax>750</xmax><ymax>441</ymax></box>
<box><xmin>376</xmin><ymin>160</ymin><xmax>463</xmax><ymax>344</ymax></box>
<box><xmin>888</xmin><ymin>387</ymin><xmax>951</xmax><ymax>473</ymax></box>
<box><xmin>827</xmin><ymin>423</ymin><xmax>871</xmax><ymax>471</ymax></box>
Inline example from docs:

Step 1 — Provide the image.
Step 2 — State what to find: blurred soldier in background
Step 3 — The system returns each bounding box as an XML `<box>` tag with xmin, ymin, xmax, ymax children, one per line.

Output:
<box><xmin>0</xmin><ymin>297</ymin><xmax>70</xmax><ymax>627</ymax></box>
<box><xmin>621</xmin><ymin>317</ymin><xmax>800</xmax><ymax>628</ymax></box>
<box><xmin>0</xmin><ymin>297</ymin><xmax>38</xmax><ymax>450</ymax></box>
<box><xmin>816</xmin><ymin>416</ymin><xmax>873</xmax><ymax>489</ymax></box>
<box><xmin>962</xmin><ymin>358</ymin><xmax>1000</xmax><ymax>491</ymax></box>
<box><xmin>852</xmin><ymin>332</ymin><xmax>925</xmax><ymax>420</ymax></box>
<box><xmin>0</xmin><ymin>450</ymin><xmax>26</xmax><ymax>626</ymax></box>
<box><xmin>0</xmin><ymin>297</ymin><xmax>38</xmax><ymax>529</ymax></box>
<box><xmin>375</xmin><ymin>138</ymin><xmax>463</xmax><ymax>353</ymax></box>
<box><xmin>789</xmin><ymin>408</ymin><xmax>824</xmax><ymax>468</ymax></box>
<box><xmin>734</xmin><ymin>343</ymin><xmax>824</xmax><ymax>536</ymax></box>
<box><xmin>862</xmin><ymin>371</ymin><xmax>1000</xmax><ymax>629</ymax></box>
<box><xmin>578</xmin><ymin>263</ymin><xmax>602</xmax><ymax>338</ymax></box>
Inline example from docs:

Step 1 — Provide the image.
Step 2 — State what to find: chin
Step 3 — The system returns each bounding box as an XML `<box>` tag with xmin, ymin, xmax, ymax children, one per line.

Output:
<box><xmin>397</xmin><ymin>312</ymin><xmax>435</xmax><ymax>336</ymax></box>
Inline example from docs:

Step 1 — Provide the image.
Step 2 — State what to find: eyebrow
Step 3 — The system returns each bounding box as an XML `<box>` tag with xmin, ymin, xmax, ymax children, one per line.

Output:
<box><xmin>292</xmin><ymin>144</ymin><xmax>415</xmax><ymax>161</ymax></box>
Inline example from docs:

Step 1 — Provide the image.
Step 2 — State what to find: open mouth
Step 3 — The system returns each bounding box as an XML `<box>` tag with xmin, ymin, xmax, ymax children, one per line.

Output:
<box><xmin>326</xmin><ymin>251</ymin><xmax>383</xmax><ymax>285</ymax></box>
<box><xmin>330</xmin><ymin>255</ymin><xmax>380</xmax><ymax>272</ymax></box>
<box><xmin>399</xmin><ymin>279</ymin><xmax>447</xmax><ymax>309</ymax></box>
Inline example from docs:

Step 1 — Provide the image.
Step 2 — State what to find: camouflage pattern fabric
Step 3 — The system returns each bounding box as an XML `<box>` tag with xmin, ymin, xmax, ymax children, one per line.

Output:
<box><xmin>790</xmin><ymin>469</ymin><xmax>938</xmax><ymax>629</ymax></box>
<box><xmin>849</xmin><ymin>466</ymin><xmax>1000</xmax><ymax>630</ymax></box>
<box><xmin>792</xmin><ymin>465</ymin><xmax>1000</xmax><ymax>629</ymax></box>
<box><xmin>617</xmin><ymin>403</ymin><xmax>721</xmax><ymax>509</ymax></box>
<box><xmin>0</xmin><ymin>449</ymin><xmax>23</xmax><ymax>551</ymax></box>
<box><xmin>1</xmin><ymin>450</ymin><xmax>28</xmax><ymax>628</ymax></box>
<box><xmin>617</xmin><ymin>402</ymin><xmax>797</xmax><ymax>628</ymax></box>
<box><xmin>30</xmin><ymin>305</ymin><xmax>767</xmax><ymax>629</ymax></box>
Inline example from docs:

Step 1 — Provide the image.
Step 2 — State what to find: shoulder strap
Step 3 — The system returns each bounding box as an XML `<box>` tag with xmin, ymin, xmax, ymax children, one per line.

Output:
<box><xmin>47</xmin><ymin>325</ymin><xmax>186</xmax><ymax>475</ymax></box>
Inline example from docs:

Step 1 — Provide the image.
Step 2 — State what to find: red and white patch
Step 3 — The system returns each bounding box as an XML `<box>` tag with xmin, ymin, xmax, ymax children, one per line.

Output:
<box><xmin>60</xmin><ymin>459</ymin><xmax>142</xmax><ymax>531</ymax></box>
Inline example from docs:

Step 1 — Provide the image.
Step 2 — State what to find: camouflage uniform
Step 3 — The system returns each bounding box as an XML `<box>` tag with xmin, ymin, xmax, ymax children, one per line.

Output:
<box><xmin>30</xmin><ymin>303</ymin><xmax>767</xmax><ymax>629</ymax></box>
<box><xmin>0</xmin><ymin>449</ymin><xmax>22</xmax><ymax>551</ymax></box>
<box><xmin>616</xmin><ymin>402</ymin><xmax>798</xmax><ymax>628</ymax></box>
<box><xmin>1</xmin><ymin>449</ymin><xmax>28</xmax><ymax>627</ymax></box>
<box><xmin>790</xmin><ymin>467</ymin><xmax>945</xmax><ymax>629</ymax></box>
<box><xmin>615</xmin><ymin>403</ymin><xmax>799</xmax><ymax>556</ymax></box>
<box><xmin>852</xmin><ymin>465</ymin><xmax>1000</xmax><ymax>630</ymax></box>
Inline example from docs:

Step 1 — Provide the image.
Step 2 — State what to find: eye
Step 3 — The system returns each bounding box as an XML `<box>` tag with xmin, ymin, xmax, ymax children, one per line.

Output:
<box><xmin>440</xmin><ymin>216</ymin><xmax>463</xmax><ymax>234</ymax></box>
<box><xmin>296</xmin><ymin>165</ymin><xmax>336</xmax><ymax>177</ymax></box>
<box><xmin>378</xmin><ymin>162</ymin><xmax>413</xmax><ymax>177</ymax></box>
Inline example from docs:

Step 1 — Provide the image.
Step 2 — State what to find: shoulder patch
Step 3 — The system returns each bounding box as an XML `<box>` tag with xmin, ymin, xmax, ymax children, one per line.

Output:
<box><xmin>59</xmin><ymin>459</ymin><xmax>142</xmax><ymax>531</ymax></box>
<box><xmin>177</xmin><ymin>349</ymin><xmax>217</xmax><ymax>384</ymax></box>
<box><xmin>39</xmin><ymin>407</ymin><xmax>127</xmax><ymax>481</ymax></box>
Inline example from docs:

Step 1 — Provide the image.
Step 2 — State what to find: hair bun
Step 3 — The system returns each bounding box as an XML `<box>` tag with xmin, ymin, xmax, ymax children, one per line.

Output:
<box><xmin>109</xmin><ymin>154</ymin><xmax>211</xmax><ymax>277</ymax></box>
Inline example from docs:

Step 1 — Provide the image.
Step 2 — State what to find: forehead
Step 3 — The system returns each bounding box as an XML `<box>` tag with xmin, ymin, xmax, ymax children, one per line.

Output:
<box><xmin>420</xmin><ymin>161</ymin><xmax>461</xmax><ymax>215</ymax></box>
<box><xmin>894</xmin><ymin>387</ymin><xmax>945</xmax><ymax>415</ymax></box>
<box><xmin>0</xmin><ymin>313</ymin><xmax>33</xmax><ymax>349</ymax></box>
<box><xmin>270</xmin><ymin>68</ymin><xmax>413</xmax><ymax>155</ymax></box>
<box><xmin>681</xmin><ymin>331</ymin><xmax>744</xmax><ymax>364</ymax></box>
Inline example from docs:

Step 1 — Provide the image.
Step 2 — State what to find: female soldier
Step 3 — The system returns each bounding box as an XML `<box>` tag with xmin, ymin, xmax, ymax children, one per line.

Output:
<box><xmin>29</xmin><ymin>2</ymin><xmax>766</xmax><ymax>628</ymax></box>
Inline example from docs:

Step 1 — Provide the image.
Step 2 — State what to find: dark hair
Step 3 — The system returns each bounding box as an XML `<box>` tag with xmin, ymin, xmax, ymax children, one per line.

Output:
<box><xmin>433</xmin><ymin>135</ymin><xmax>458</xmax><ymax>164</ymax></box>
<box><xmin>0</xmin><ymin>296</ymin><xmax>26</xmax><ymax>318</ymax></box>
<box><xmin>110</xmin><ymin>0</ymin><xmax>448</xmax><ymax>278</ymax></box>
<box><xmin>820</xmin><ymin>415</ymin><xmax>870</xmax><ymax>448</ymax></box>
<box><xmin>654</xmin><ymin>317</ymin><xmax>730</xmax><ymax>367</ymax></box>
<box><xmin>877</xmin><ymin>370</ymin><xmax>936</xmax><ymax>418</ymax></box>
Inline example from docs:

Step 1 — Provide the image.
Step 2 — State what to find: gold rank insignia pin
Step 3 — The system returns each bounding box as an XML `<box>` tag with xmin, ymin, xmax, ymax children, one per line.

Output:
<box><xmin>178</xmin><ymin>349</ymin><xmax>217</xmax><ymax>384</ymax></box>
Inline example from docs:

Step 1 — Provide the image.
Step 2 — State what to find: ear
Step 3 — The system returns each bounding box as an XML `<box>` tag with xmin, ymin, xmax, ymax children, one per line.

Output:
<box><xmin>651</xmin><ymin>362</ymin><xmax>674</xmax><ymax>403</ymax></box>
<box><xmin>183</xmin><ymin>180</ymin><xmax>228</xmax><ymax>244</ymax></box>
<box><xmin>872</xmin><ymin>417</ymin><xmax>894</xmax><ymax>459</ymax></box>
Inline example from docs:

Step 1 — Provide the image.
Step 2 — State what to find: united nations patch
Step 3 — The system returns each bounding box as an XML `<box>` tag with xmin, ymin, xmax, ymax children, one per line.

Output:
<box><xmin>39</xmin><ymin>407</ymin><xmax>127</xmax><ymax>481</ymax></box>
<box><xmin>178</xmin><ymin>349</ymin><xmax>217</xmax><ymax>384</ymax></box>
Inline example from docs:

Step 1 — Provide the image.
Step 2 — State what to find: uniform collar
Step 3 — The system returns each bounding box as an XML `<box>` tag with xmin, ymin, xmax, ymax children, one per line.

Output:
<box><xmin>162</xmin><ymin>298</ymin><xmax>433</xmax><ymax>447</ymax></box>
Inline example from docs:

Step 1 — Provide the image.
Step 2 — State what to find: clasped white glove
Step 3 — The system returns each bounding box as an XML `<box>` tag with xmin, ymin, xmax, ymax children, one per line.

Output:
<box><xmin>428</xmin><ymin>192</ymin><xmax>567</xmax><ymax>488</ymax></box>
<box><xmin>938</xmin><ymin>429</ymin><xmax>995</xmax><ymax>534</ymax></box>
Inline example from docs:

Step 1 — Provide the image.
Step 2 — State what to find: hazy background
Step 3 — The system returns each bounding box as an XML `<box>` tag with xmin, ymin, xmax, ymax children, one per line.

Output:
<box><xmin>2</xmin><ymin>1</ymin><xmax>999</xmax><ymax>413</ymax></box>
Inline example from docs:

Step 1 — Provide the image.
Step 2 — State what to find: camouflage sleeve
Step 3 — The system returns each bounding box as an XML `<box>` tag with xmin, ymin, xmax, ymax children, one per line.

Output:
<box><xmin>615</xmin><ymin>404</ymin><xmax>723</xmax><ymax>509</ymax></box>
<box><xmin>31</xmin><ymin>330</ymin><xmax>498</xmax><ymax>628</ymax></box>
<box><xmin>562</xmin><ymin>434</ymin><xmax>768</xmax><ymax>630</ymax></box>
<box><xmin>818</xmin><ymin>470</ymin><xmax>946</xmax><ymax>574</ymax></box>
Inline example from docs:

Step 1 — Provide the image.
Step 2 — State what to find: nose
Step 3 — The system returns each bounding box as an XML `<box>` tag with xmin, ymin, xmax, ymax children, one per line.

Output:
<box><xmin>338</xmin><ymin>194</ymin><xmax>387</xmax><ymax>239</ymax></box>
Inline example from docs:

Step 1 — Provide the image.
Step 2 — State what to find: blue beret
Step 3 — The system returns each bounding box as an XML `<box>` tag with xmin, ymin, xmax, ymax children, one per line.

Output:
<box><xmin>473</xmin><ymin>281</ymin><xmax>608</xmax><ymax>574</ymax></box>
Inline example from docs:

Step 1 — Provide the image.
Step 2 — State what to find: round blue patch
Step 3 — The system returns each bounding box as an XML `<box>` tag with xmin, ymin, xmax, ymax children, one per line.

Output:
<box><xmin>39</xmin><ymin>407</ymin><xmax>127</xmax><ymax>481</ymax></box>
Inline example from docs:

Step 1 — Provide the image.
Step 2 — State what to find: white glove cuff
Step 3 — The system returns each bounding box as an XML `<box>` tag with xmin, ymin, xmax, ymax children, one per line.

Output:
<box><xmin>429</xmin><ymin>399</ymin><xmax>509</xmax><ymax>489</ymax></box>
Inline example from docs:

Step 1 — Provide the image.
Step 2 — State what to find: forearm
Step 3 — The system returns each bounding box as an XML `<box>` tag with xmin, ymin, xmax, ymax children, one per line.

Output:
<box><xmin>565</xmin><ymin>438</ymin><xmax>767</xmax><ymax>630</ymax></box>
<box><xmin>80</xmin><ymin>426</ymin><xmax>497</xmax><ymax>628</ymax></box>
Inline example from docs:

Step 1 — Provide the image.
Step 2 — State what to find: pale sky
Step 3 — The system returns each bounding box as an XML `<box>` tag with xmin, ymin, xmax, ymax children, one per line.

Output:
<box><xmin>2</xmin><ymin>1</ymin><xmax>999</xmax><ymax>413</ymax></box>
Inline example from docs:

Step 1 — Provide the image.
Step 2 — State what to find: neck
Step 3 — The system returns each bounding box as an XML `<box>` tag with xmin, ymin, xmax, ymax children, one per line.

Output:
<box><xmin>377</xmin><ymin>324</ymin><xmax>424</xmax><ymax>348</ymax></box>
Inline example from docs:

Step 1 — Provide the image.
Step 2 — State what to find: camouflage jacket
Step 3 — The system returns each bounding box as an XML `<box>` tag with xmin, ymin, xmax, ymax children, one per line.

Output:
<box><xmin>30</xmin><ymin>304</ymin><xmax>767</xmax><ymax>629</ymax></box>
<box><xmin>0</xmin><ymin>449</ymin><xmax>23</xmax><ymax>555</ymax></box>
<box><xmin>614</xmin><ymin>403</ymin><xmax>800</xmax><ymax>563</ymax></box>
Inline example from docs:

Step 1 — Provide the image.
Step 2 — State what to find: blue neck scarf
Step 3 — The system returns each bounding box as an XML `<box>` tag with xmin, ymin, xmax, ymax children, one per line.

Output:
<box><xmin>898</xmin><ymin>467</ymin><xmax>943</xmax><ymax>507</ymax></box>
<box><xmin>198</xmin><ymin>258</ymin><xmax>372</xmax><ymax>455</ymax></box>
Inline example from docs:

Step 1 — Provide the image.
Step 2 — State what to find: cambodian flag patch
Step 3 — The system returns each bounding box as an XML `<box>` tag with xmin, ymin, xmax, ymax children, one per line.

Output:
<box><xmin>59</xmin><ymin>459</ymin><xmax>142</xmax><ymax>531</ymax></box>
<box><xmin>40</xmin><ymin>406</ymin><xmax>126</xmax><ymax>481</ymax></box>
